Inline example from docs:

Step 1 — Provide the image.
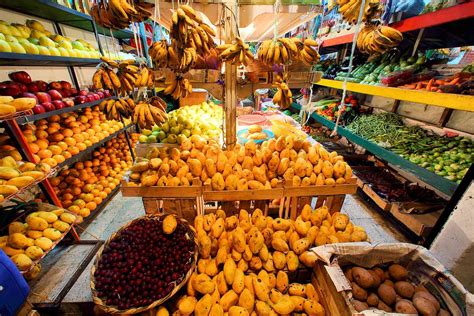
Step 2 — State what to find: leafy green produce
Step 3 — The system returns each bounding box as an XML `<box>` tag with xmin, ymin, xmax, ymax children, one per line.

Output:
<box><xmin>346</xmin><ymin>113</ymin><xmax>473</xmax><ymax>183</ymax></box>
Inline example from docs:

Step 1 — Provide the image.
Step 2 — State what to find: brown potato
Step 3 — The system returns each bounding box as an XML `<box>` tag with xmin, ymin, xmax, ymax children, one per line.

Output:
<box><xmin>351</xmin><ymin>282</ymin><xmax>368</xmax><ymax>301</ymax></box>
<box><xmin>372</xmin><ymin>267</ymin><xmax>386</xmax><ymax>281</ymax></box>
<box><xmin>378</xmin><ymin>283</ymin><xmax>396</xmax><ymax>306</ymax></box>
<box><xmin>352</xmin><ymin>267</ymin><xmax>374</xmax><ymax>289</ymax></box>
<box><xmin>368</xmin><ymin>270</ymin><xmax>381</xmax><ymax>288</ymax></box>
<box><xmin>344</xmin><ymin>267</ymin><xmax>354</xmax><ymax>282</ymax></box>
<box><xmin>367</xmin><ymin>293</ymin><xmax>379</xmax><ymax>307</ymax></box>
<box><xmin>395</xmin><ymin>299</ymin><xmax>418</xmax><ymax>314</ymax></box>
<box><xmin>413</xmin><ymin>296</ymin><xmax>437</xmax><ymax>316</ymax></box>
<box><xmin>414</xmin><ymin>291</ymin><xmax>440</xmax><ymax>311</ymax></box>
<box><xmin>395</xmin><ymin>281</ymin><xmax>415</xmax><ymax>299</ymax></box>
<box><xmin>377</xmin><ymin>301</ymin><xmax>393</xmax><ymax>312</ymax></box>
<box><xmin>352</xmin><ymin>300</ymin><xmax>369</xmax><ymax>312</ymax></box>
<box><xmin>383</xmin><ymin>279</ymin><xmax>394</xmax><ymax>287</ymax></box>
<box><xmin>388</xmin><ymin>264</ymin><xmax>408</xmax><ymax>281</ymax></box>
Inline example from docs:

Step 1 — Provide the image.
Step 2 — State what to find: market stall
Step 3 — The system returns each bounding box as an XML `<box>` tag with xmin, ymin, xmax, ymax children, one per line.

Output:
<box><xmin>0</xmin><ymin>0</ymin><xmax>472</xmax><ymax>315</ymax></box>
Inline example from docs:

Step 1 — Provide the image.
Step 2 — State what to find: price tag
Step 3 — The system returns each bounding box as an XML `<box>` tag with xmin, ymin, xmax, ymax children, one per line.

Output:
<box><xmin>325</xmin><ymin>265</ymin><xmax>352</xmax><ymax>292</ymax></box>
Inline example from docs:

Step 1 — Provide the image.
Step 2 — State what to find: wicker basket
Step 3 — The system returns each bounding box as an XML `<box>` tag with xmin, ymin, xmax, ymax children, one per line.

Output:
<box><xmin>90</xmin><ymin>215</ymin><xmax>198</xmax><ymax>314</ymax></box>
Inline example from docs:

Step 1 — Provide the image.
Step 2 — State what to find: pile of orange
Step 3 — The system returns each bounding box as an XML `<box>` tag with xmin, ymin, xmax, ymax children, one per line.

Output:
<box><xmin>22</xmin><ymin>106</ymin><xmax>124</xmax><ymax>167</ymax></box>
<box><xmin>49</xmin><ymin>134</ymin><xmax>133</xmax><ymax>223</ymax></box>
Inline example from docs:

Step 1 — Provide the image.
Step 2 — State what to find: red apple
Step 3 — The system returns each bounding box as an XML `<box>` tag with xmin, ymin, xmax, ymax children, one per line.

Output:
<box><xmin>92</xmin><ymin>93</ymin><xmax>100</xmax><ymax>101</ymax></box>
<box><xmin>69</xmin><ymin>88</ymin><xmax>78</xmax><ymax>96</ymax></box>
<box><xmin>78</xmin><ymin>90</ymin><xmax>88</xmax><ymax>96</ymax></box>
<box><xmin>18</xmin><ymin>83</ymin><xmax>28</xmax><ymax>93</ymax></box>
<box><xmin>63</xmin><ymin>98</ymin><xmax>74</xmax><ymax>107</ymax></box>
<box><xmin>48</xmin><ymin>81</ymin><xmax>62</xmax><ymax>90</ymax></box>
<box><xmin>33</xmin><ymin>104</ymin><xmax>46</xmax><ymax>114</ymax></box>
<box><xmin>41</xmin><ymin>102</ymin><xmax>55</xmax><ymax>112</ymax></box>
<box><xmin>35</xmin><ymin>80</ymin><xmax>48</xmax><ymax>92</ymax></box>
<box><xmin>47</xmin><ymin>89</ymin><xmax>63</xmax><ymax>101</ymax></box>
<box><xmin>0</xmin><ymin>83</ymin><xmax>21</xmax><ymax>97</ymax></box>
<box><xmin>103</xmin><ymin>90</ymin><xmax>111</xmax><ymax>97</ymax></box>
<box><xmin>36</xmin><ymin>92</ymin><xmax>52</xmax><ymax>104</ymax></box>
<box><xmin>60</xmin><ymin>89</ymin><xmax>70</xmax><ymax>97</ymax></box>
<box><xmin>60</xmin><ymin>81</ymin><xmax>72</xmax><ymax>90</ymax></box>
<box><xmin>8</xmin><ymin>71</ymin><xmax>32</xmax><ymax>84</ymax></box>
<box><xmin>52</xmin><ymin>100</ymin><xmax>65</xmax><ymax>109</ymax></box>
<box><xmin>86</xmin><ymin>94</ymin><xmax>95</xmax><ymax>103</ymax></box>
<box><xmin>27</xmin><ymin>82</ymin><xmax>40</xmax><ymax>93</ymax></box>
<box><xmin>19</xmin><ymin>92</ymin><xmax>38</xmax><ymax>103</ymax></box>
<box><xmin>74</xmin><ymin>95</ymin><xmax>87</xmax><ymax>104</ymax></box>
<box><xmin>97</xmin><ymin>91</ymin><xmax>104</xmax><ymax>99</ymax></box>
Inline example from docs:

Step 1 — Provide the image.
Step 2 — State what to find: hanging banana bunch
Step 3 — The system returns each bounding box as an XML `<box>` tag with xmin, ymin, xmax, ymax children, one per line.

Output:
<box><xmin>176</xmin><ymin>47</ymin><xmax>198</xmax><ymax>73</ymax></box>
<box><xmin>272</xmin><ymin>73</ymin><xmax>293</xmax><ymax>110</ymax></box>
<box><xmin>170</xmin><ymin>5</ymin><xmax>216</xmax><ymax>56</ymax></box>
<box><xmin>92</xmin><ymin>65</ymin><xmax>121</xmax><ymax>91</ymax></box>
<box><xmin>357</xmin><ymin>25</ymin><xmax>402</xmax><ymax>54</ymax></box>
<box><xmin>99</xmin><ymin>98</ymin><xmax>136</xmax><ymax>121</ymax></box>
<box><xmin>116</xmin><ymin>63</ymin><xmax>140</xmax><ymax>94</ymax></box>
<box><xmin>163</xmin><ymin>76</ymin><xmax>192</xmax><ymax>100</ymax></box>
<box><xmin>337</xmin><ymin>0</ymin><xmax>381</xmax><ymax>24</ymax></box>
<box><xmin>132</xmin><ymin>98</ymin><xmax>168</xmax><ymax>129</ymax></box>
<box><xmin>216</xmin><ymin>36</ymin><xmax>254</xmax><ymax>65</ymax></box>
<box><xmin>300</xmin><ymin>38</ymin><xmax>321</xmax><ymax>66</ymax></box>
<box><xmin>90</xmin><ymin>0</ymin><xmax>153</xmax><ymax>30</ymax></box>
<box><xmin>134</xmin><ymin>65</ymin><xmax>155</xmax><ymax>89</ymax></box>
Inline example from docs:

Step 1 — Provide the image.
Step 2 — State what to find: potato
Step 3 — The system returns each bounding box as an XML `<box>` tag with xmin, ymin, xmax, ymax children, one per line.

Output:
<box><xmin>378</xmin><ymin>283</ymin><xmax>397</xmax><ymax>306</ymax></box>
<box><xmin>368</xmin><ymin>270</ymin><xmax>381</xmax><ymax>288</ymax></box>
<box><xmin>352</xmin><ymin>300</ymin><xmax>369</xmax><ymax>312</ymax></box>
<box><xmin>413</xmin><ymin>296</ymin><xmax>437</xmax><ymax>316</ymax></box>
<box><xmin>367</xmin><ymin>293</ymin><xmax>379</xmax><ymax>307</ymax></box>
<box><xmin>345</xmin><ymin>267</ymin><xmax>354</xmax><ymax>282</ymax></box>
<box><xmin>352</xmin><ymin>267</ymin><xmax>374</xmax><ymax>289</ymax></box>
<box><xmin>394</xmin><ymin>281</ymin><xmax>415</xmax><ymax>299</ymax></box>
<box><xmin>377</xmin><ymin>300</ymin><xmax>393</xmax><ymax>312</ymax></box>
<box><xmin>414</xmin><ymin>291</ymin><xmax>440</xmax><ymax>311</ymax></box>
<box><xmin>372</xmin><ymin>267</ymin><xmax>386</xmax><ymax>282</ymax></box>
<box><xmin>395</xmin><ymin>299</ymin><xmax>418</xmax><ymax>314</ymax></box>
<box><xmin>389</xmin><ymin>264</ymin><xmax>408</xmax><ymax>281</ymax></box>
<box><xmin>351</xmin><ymin>282</ymin><xmax>368</xmax><ymax>301</ymax></box>
<box><xmin>438</xmin><ymin>308</ymin><xmax>451</xmax><ymax>316</ymax></box>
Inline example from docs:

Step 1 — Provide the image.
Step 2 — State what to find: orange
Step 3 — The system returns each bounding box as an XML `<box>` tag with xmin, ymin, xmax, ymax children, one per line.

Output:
<box><xmin>75</xmin><ymin>162</ymin><xmax>84</xmax><ymax>170</ymax></box>
<box><xmin>50</xmin><ymin>177</ymin><xmax>61</xmax><ymax>187</ymax></box>
<box><xmin>93</xmin><ymin>197</ymin><xmax>102</xmax><ymax>205</ymax></box>
<box><xmin>71</xmin><ymin>187</ymin><xmax>81</xmax><ymax>196</ymax></box>
<box><xmin>84</xmin><ymin>140</ymin><xmax>92</xmax><ymax>147</ymax></box>
<box><xmin>35</xmin><ymin>130</ymin><xmax>48</xmax><ymax>140</ymax></box>
<box><xmin>38</xmin><ymin>149</ymin><xmax>53</xmax><ymax>159</ymax></box>
<box><xmin>68</xmin><ymin>205</ymin><xmax>80</xmax><ymax>214</ymax></box>
<box><xmin>63</xmin><ymin>193</ymin><xmax>74</xmax><ymax>201</ymax></box>
<box><xmin>63</xmin><ymin>129</ymin><xmax>73</xmax><ymax>137</ymax></box>
<box><xmin>62</xmin><ymin>200</ymin><xmax>73</xmax><ymax>209</ymax></box>
<box><xmin>84</xmin><ymin>161</ymin><xmax>92</xmax><ymax>168</ymax></box>
<box><xmin>73</xmin><ymin>134</ymin><xmax>84</xmax><ymax>143</ymax></box>
<box><xmin>83</xmin><ymin>184</ymin><xmax>93</xmax><ymax>193</ymax></box>
<box><xmin>84</xmin><ymin>193</ymin><xmax>94</xmax><ymax>202</ymax></box>
<box><xmin>64</xmin><ymin>137</ymin><xmax>76</xmax><ymax>146</ymax></box>
<box><xmin>53</xmin><ymin>155</ymin><xmax>65</xmax><ymax>164</ymax></box>
<box><xmin>48</xmin><ymin>145</ymin><xmax>62</xmax><ymax>155</ymax></box>
<box><xmin>42</xmin><ymin>157</ymin><xmax>58</xmax><ymax>167</ymax></box>
<box><xmin>36</xmin><ymin>139</ymin><xmax>49</xmax><ymax>150</ymax></box>
<box><xmin>63</xmin><ymin>152</ymin><xmax>72</xmax><ymax>159</ymax></box>
<box><xmin>104</xmin><ymin>187</ymin><xmax>112</xmax><ymax>194</ymax></box>
<box><xmin>68</xmin><ymin>146</ymin><xmax>79</xmax><ymax>155</ymax></box>
<box><xmin>99</xmin><ymin>191</ymin><xmax>107</xmax><ymax>199</ymax></box>
<box><xmin>25</xmin><ymin>134</ymin><xmax>37</xmax><ymax>143</ymax></box>
<box><xmin>47</xmin><ymin>126</ymin><xmax>59</xmax><ymax>135</ymax></box>
<box><xmin>79</xmin><ymin>208</ymin><xmax>90</xmax><ymax>218</ymax></box>
<box><xmin>22</xmin><ymin>129</ymin><xmax>34</xmax><ymax>136</ymax></box>
<box><xmin>73</xmin><ymin>199</ymin><xmax>86</xmax><ymax>208</ymax></box>
<box><xmin>77</xmin><ymin>143</ymin><xmax>87</xmax><ymax>151</ymax></box>
<box><xmin>96</xmin><ymin>184</ymin><xmax>104</xmax><ymax>191</ymax></box>
<box><xmin>57</xmin><ymin>141</ymin><xmax>68</xmax><ymax>151</ymax></box>
<box><xmin>87</xmin><ymin>129</ymin><xmax>95</xmax><ymax>136</ymax></box>
<box><xmin>85</xmin><ymin>202</ymin><xmax>97</xmax><ymax>211</ymax></box>
<box><xmin>29</xmin><ymin>143</ymin><xmax>40</xmax><ymax>154</ymax></box>
<box><xmin>49</xmin><ymin>115</ymin><xmax>61</xmax><ymax>122</ymax></box>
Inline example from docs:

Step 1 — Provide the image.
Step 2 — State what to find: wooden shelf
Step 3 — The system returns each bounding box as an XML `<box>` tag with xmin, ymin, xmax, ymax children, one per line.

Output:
<box><xmin>292</xmin><ymin>103</ymin><xmax>458</xmax><ymax>196</ymax></box>
<box><xmin>315</xmin><ymin>79</ymin><xmax>474</xmax><ymax>112</ymax></box>
<box><xmin>0</xmin><ymin>0</ymin><xmax>133</xmax><ymax>39</ymax></box>
<box><xmin>319</xmin><ymin>2</ymin><xmax>474</xmax><ymax>49</ymax></box>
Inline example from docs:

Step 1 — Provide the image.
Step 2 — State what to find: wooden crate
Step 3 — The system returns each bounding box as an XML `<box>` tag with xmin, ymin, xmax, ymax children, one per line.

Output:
<box><xmin>313</xmin><ymin>262</ymin><xmax>354</xmax><ymax>316</ymax></box>
<box><xmin>179</xmin><ymin>90</ymin><xmax>208</xmax><ymax>107</ymax></box>
<box><xmin>362</xmin><ymin>184</ymin><xmax>392</xmax><ymax>211</ymax></box>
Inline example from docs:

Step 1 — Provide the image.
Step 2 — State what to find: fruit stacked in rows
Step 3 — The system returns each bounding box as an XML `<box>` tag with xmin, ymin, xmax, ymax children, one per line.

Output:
<box><xmin>0</xmin><ymin>96</ymin><xmax>36</xmax><ymax>116</ymax></box>
<box><xmin>138</xmin><ymin>101</ymin><xmax>222</xmax><ymax>144</ymax></box>
<box><xmin>0</xmin><ymin>19</ymin><xmax>100</xmax><ymax>58</ymax></box>
<box><xmin>1</xmin><ymin>208</ymin><xmax>76</xmax><ymax>278</ymax></box>
<box><xmin>159</xmin><ymin>205</ymin><xmax>365</xmax><ymax>315</ymax></box>
<box><xmin>345</xmin><ymin>264</ymin><xmax>448</xmax><ymax>315</ymax></box>
<box><xmin>21</xmin><ymin>107</ymin><xmax>124</xmax><ymax>168</ymax></box>
<box><xmin>49</xmin><ymin>134</ymin><xmax>133</xmax><ymax>222</ymax></box>
<box><xmin>92</xmin><ymin>215</ymin><xmax>196</xmax><ymax>311</ymax></box>
<box><xmin>127</xmin><ymin>134</ymin><xmax>353</xmax><ymax>189</ymax></box>
<box><xmin>0</xmin><ymin>156</ymin><xmax>50</xmax><ymax>203</ymax></box>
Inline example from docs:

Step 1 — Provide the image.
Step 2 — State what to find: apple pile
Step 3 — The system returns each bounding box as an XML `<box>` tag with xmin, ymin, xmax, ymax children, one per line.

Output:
<box><xmin>93</xmin><ymin>216</ymin><xmax>196</xmax><ymax>310</ymax></box>
<box><xmin>48</xmin><ymin>134</ymin><xmax>133</xmax><ymax>223</ymax></box>
<box><xmin>1</xmin><ymin>71</ymin><xmax>111</xmax><ymax>114</ymax></box>
<box><xmin>22</xmin><ymin>107</ymin><xmax>125</xmax><ymax>168</ymax></box>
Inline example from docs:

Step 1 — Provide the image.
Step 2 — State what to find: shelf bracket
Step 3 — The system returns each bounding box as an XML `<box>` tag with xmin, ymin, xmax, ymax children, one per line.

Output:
<box><xmin>412</xmin><ymin>28</ymin><xmax>425</xmax><ymax>56</ymax></box>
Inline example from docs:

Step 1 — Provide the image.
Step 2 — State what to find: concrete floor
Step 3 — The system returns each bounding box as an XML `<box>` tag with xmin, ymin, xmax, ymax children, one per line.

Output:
<box><xmin>30</xmin><ymin>191</ymin><xmax>407</xmax><ymax>308</ymax></box>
